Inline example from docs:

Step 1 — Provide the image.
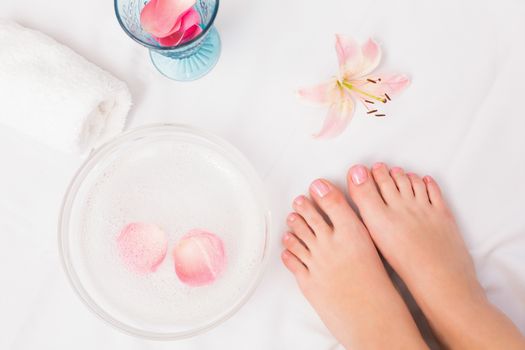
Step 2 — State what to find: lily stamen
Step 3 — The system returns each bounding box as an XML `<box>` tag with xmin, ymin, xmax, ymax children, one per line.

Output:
<box><xmin>341</xmin><ymin>81</ymin><xmax>387</xmax><ymax>103</ymax></box>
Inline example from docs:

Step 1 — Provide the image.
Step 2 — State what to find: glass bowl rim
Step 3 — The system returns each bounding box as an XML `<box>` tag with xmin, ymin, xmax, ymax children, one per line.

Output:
<box><xmin>58</xmin><ymin>123</ymin><xmax>271</xmax><ymax>340</ymax></box>
<box><xmin>114</xmin><ymin>0</ymin><xmax>220</xmax><ymax>51</ymax></box>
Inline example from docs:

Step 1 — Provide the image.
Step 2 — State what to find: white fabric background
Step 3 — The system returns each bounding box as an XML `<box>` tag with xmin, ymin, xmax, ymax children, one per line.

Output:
<box><xmin>1</xmin><ymin>0</ymin><xmax>524</xmax><ymax>349</ymax></box>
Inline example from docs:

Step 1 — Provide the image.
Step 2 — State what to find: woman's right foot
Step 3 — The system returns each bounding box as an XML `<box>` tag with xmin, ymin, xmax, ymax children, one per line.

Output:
<box><xmin>346</xmin><ymin>163</ymin><xmax>525</xmax><ymax>349</ymax></box>
<box><xmin>282</xmin><ymin>179</ymin><xmax>428</xmax><ymax>350</ymax></box>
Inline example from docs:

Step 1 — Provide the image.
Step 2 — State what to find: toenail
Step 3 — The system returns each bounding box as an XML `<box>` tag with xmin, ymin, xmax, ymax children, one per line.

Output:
<box><xmin>287</xmin><ymin>213</ymin><xmax>296</xmax><ymax>223</ymax></box>
<box><xmin>350</xmin><ymin>165</ymin><xmax>368</xmax><ymax>185</ymax></box>
<box><xmin>311</xmin><ymin>179</ymin><xmax>330</xmax><ymax>198</ymax></box>
<box><xmin>283</xmin><ymin>233</ymin><xmax>291</xmax><ymax>241</ymax></box>
<box><xmin>294</xmin><ymin>195</ymin><xmax>305</xmax><ymax>206</ymax></box>
<box><xmin>391</xmin><ymin>167</ymin><xmax>403</xmax><ymax>175</ymax></box>
<box><xmin>373</xmin><ymin>162</ymin><xmax>384</xmax><ymax>170</ymax></box>
<box><xmin>423</xmin><ymin>175</ymin><xmax>432</xmax><ymax>184</ymax></box>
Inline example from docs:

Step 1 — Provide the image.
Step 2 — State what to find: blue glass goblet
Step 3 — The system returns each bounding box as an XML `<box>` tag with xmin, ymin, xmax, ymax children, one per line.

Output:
<box><xmin>115</xmin><ymin>0</ymin><xmax>220</xmax><ymax>81</ymax></box>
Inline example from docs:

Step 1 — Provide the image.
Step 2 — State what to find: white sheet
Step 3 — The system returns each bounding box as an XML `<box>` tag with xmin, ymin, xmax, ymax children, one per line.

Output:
<box><xmin>1</xmin><ymin>0</ymin><xmax>524</xmax><ymax>348</ymax></box>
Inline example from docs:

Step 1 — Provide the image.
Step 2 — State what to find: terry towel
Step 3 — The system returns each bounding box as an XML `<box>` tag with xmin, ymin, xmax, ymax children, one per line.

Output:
<box><xmin>0</xmin><ymin>20</ymin><xmax>132</xmax><ymax>153</ymax></box>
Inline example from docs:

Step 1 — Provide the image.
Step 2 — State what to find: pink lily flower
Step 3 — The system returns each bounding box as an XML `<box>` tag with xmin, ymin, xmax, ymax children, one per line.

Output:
<box><xmin>298</xmin><ymin>35</ymin><xmax>410</xmax><ymax>138</ymax></box>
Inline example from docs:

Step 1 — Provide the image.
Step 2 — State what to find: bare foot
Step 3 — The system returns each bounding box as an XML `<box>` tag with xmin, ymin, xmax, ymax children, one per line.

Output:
<box><xmin>346</xmin><ymin>163</ymin><xmax>525</xmax><ymax>349</ymax></box>
<box><xmin>281</xmin><ymin>179</ymin><xmax>428</xmax><ymax>349</ymax></box>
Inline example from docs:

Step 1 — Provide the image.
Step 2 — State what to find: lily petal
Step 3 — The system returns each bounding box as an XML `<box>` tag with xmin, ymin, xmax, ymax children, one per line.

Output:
<box><xmin>297</xmin><ymin>80</ymin><xmax>338</xmax><ymax>105</ymax></box>
<box><xmin>140</xmin><ymin>0</ymin><xmax>196</xmax><ymax>38</ymax></box>
<box><xmin>381</xmin><ymin>74</ymin><xmax>410</xmax><ymax>95</ymax></box>
<box><xmin>314</xmin><ymin>97</ymin><xmax>355</xmax><ymax>139</ymax></box>
<box><xmin>357</xmin><ymin>38</ymin><xmax>382</xmax><ymax>77</ymax></box>
<box><xmin>365</xmin><ymin>74</ymin><xmax>410</xmax><ymax>97</ymax></box>
<box><xmin>335</xmin><ymin>34</ymin><xmax>362</xmax><ymax>78</ymax></box>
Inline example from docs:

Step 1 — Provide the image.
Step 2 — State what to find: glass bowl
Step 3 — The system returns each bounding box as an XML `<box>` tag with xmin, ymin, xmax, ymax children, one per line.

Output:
<box><xmin>59</xmin><ymin>124</ymin><xmax>270</xmax><ymax>339</ymax></box>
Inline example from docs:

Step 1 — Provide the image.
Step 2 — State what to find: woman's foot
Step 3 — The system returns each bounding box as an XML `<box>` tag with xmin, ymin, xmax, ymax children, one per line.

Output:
<box><xmin>281</xmin><ymin>179</ymin><xmax>428</xmax><ymax>349</ymax></box>
<box><xmin>346</xmin><ymin>163</ymin><xmax>525</xmax><ymax>349</ymax></box>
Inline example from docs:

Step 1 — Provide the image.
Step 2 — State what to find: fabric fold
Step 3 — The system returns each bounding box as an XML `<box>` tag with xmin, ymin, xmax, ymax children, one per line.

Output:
<box><xmin>0</xmin><ymin>20</ymin><xmax>132</xmax><ymax>153</ymax></box>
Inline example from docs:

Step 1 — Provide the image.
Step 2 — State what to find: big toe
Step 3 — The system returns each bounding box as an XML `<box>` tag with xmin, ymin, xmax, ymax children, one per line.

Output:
<box><xmin>309</xmin><ymin>179</ymin><xmax>364</xmax><ymax>231</ymax></box>
<box><xmin>423</xmin><ymin>175</ymin><xmax>448</xmax><ymax>211</ymax></box>
<box><xmin>347</xmin><ymin>165</ymin><xmax>387</xmax><ymax>218</ymax></box>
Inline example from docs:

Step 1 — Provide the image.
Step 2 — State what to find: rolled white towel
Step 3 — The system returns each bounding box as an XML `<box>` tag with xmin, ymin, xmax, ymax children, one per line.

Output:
<box><xmin>0</xmin><ymin>20</ymin><xmax>132</xmax><ymax>153</ymax></box>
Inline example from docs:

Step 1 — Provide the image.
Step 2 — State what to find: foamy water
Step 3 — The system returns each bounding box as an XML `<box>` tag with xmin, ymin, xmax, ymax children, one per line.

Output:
<box><xmin>67</xmin><ymin>135</ymin><xmax>267</xmax><ymax>333</ymax></box>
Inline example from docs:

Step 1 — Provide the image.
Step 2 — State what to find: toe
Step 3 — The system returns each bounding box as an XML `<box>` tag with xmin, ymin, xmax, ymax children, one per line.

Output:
<box><xmin>281</xmin><ymin>250</ymin><xmax>308</xmax><ymax>278</ymax></box>
<box><xmin>293</xmin><ymin>195</ymin><xmax>332</xmax><ymax>236</ymax></box>
<box><xmin>390</xmin><ymin>167</ymin><xmax>413</xmax><ymax>198</ymax></box>
<box><xmin>283</xmin><ymin>232</ymin><xmax>310</xmax><ymax>265</ymax></box>
<box><xmin>309</xmin><ymin>179</ymin><xmax>361</xmax><ymax>229</ymax></box>
<box><xmin>287</xmin><ymin>213</ymin><xmax>316</xmax><ymax>247</ymax></box>
<box><xmin>347</xmin><ymin>164</ymin><xmax>387</xmax><ymax>216</ymax></box>
<box><xmin>423</xmin><ymin>175</ymin><xmax>447</xmax><ymax>210</ymax></box>
<box><xmin>407</xmin><ymin>173</ymin><xmax>429</xmax><ymax>204</ymax></box>
<box><xmin>371</xmin><ymin>163</ymin><xmax>400</xmax><ymax>204</ymax></box>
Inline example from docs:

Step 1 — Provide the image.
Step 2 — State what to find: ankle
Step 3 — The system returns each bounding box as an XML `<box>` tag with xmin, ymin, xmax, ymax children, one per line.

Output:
<box><xmin>436</xmin><ymin>296</ymin><xmax>525</xmax><ymax>349</ymax></box>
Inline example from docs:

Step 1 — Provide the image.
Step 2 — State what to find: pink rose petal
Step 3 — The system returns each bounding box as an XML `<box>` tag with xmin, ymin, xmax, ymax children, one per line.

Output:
<box><xmin>155</xmin><ymin>30</ymin><xmax>185</xmax><ymax>46</ymax></box>
<box><xmin>179</xmin><ymin>24</ymin><xmax>203</xmax><ymax>44</ymax></box>
<box><xmin>180</xmin><ymin>8</ymin><xmax>201</xmax><ymax>30</ymax></box>
<box><xmin>140</xmin><ymin>0</ymin><xmax>196</xmax><ymax>38</ymax></box>
<box><xmin>163</xmin><ymin>7</ymin><xmax>201</xmax><ymax>37</ymax></box>
<box><xmin>173</xmin><ymin>229</ymin><xmax>226</xmax><ymax>287</ymax></box>
<box><xmin>117</xmin><ymin>223</ymin><xmax>168</xmax><ymax>274</ymax></box>
<box><xmin>162</xmin><ymin>8</ymin><xmax>189</xmax><ymax>37</ymax></box>
<box><xmin>153</xmin><ymin>8</ymin><xmax>202</xmax><ymax>47</ymax></box>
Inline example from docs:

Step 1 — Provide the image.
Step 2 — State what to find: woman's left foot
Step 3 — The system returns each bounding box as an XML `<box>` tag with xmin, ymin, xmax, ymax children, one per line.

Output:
<box><xmin>282</xmin><ymin>179</ymin><xmax>428</xmax><ymax>349</ymax></box>
<box><xmin>345</xmin><ymin>163</ymin><xmax>525</xmax><ymax>349</ymax></box>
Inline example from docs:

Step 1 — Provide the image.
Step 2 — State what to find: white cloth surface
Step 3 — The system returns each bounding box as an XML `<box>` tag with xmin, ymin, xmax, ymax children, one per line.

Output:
<box><xmin>0</xmin><ymin>20</ymin><xmax>131</xmax><ymax>153</ymax></box>
<box><xmin>1</xmin><ymin>0</ymin><xmax>525</xmax><ymax>349</ymax></box>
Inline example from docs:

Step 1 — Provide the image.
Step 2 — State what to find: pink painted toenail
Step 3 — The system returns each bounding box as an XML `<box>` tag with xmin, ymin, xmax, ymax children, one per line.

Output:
<box><xmin>391</xmin><ymin>167</ymin><xmax>403</xmax><ymax>174</ymax></box>
<box><xmin>423</xmin><ymin>176</ymin><xmax>432</xmax><ymax>184</ymax></box>
<box><xmin>287</xmin><ymin>213</ymin><xmax>296</xmax><ymax>222</ymax></box>
<box><xmin>283</xmin><ymin>233</ymin><xmax>291</xmax><ymax>241</ymax></box>
<box><xmin>311</xmin><ymin>179</ymin><xmax>330</xmax><ymax>198</ymax></box>
<box><xmin>373</xmin><ymin>162</ymin><xmax>384</xmax><ymax>170</ymax></box>
<box><xmin>350</xmin><ymin>165</ymin><xmax>368</xmax><ymax>185</ymax></box>
<box><xmin>294</xmin><ymin>196</ymin><xmax>305</xmax><ymax>206</ymax></box>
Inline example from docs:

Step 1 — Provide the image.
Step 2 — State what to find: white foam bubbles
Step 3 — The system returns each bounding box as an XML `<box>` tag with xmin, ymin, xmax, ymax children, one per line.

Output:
<box><xmin>72</xmin><ymin>137</ymin><xmax>267</xmax><ymax>332</ymax></box>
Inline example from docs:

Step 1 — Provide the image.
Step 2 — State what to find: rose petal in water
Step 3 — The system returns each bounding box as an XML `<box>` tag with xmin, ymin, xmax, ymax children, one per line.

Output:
<box><xmin>117</xmin><ymin>223</ymin><xmax>168</xmax><ymax>274</ymax></box>
<box><xmin>173</xmin><ymin>229</ymin><xmax>226</xmax><ymax>287</ymax></box>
